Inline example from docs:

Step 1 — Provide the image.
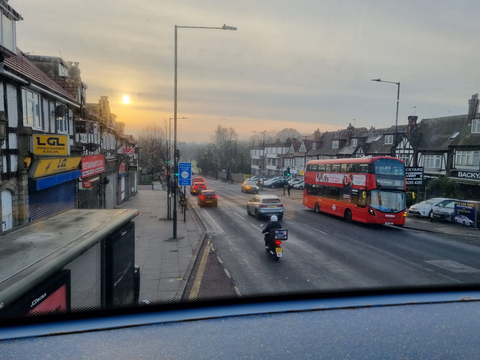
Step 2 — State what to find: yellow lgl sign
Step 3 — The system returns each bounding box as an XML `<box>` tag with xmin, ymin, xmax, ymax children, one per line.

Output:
<box><xmin>32</xmin><ymin>157</ymin><xmax>82</xmax><ymax>178</ymax></box>
<box><xmin>33</xmin><ymin>135</ymin><xmax>69</xmax><ymax>155</ymax></box>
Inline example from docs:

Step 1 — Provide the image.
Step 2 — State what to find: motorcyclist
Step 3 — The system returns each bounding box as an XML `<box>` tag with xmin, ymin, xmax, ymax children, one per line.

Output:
<box><xmin>262</xmin><ymin>215</ymin><xmax>282</xmax><ymax>249</ymax></box>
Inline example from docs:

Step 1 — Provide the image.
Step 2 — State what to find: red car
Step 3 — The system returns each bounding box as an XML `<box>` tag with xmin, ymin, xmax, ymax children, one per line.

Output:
<box><xmin>190</xmin><ymin>182</ymin><xmax>207</xmax><ymax>195</ymax></box>
<box><xmin>197</xmin><ymin>190</ymin><xmax>218</xmax><ymax>207</ymax></box>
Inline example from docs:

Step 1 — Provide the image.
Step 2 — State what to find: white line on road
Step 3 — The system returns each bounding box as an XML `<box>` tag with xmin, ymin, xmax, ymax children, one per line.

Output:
<box><xmin>233</xmin><ymin>211</ymin><xmax>244</xmax><ymax>219</ymax></box>
<box><xmin>250</xmin><ymin>223</ymin><xmax>262</xmax><ymax>231</ymax></box>
<box><xmin>304</xmin><ymin>223</ymin><xmax>327</xmax><ymax>235</ymax></box>
<box><xmin>202</xmin><ymin>208</ymin><xmax>225</xmax><ymax>234</ymax></box>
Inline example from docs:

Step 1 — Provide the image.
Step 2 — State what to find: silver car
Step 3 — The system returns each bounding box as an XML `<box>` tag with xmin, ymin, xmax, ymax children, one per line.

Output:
<box><xmin>247</xmin><ymin>195</ymin><xmax>284</xmax><ymax>220</ymax></box>
<box><xmin>408</xmin><ymin>198</ymin><xmax>457</xmax><ymax>218</ymax></box>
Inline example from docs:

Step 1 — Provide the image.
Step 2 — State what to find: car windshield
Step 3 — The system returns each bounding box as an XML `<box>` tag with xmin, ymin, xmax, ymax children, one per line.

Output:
<box><xmin>368</xmin><ymin>191</ymin><xmax>406</xmax><ymax>213</ymax></box>
<box><xmin>1</xmin><ymin>0</ymin><xmax>480</xmax><ymax>328</ymax></box>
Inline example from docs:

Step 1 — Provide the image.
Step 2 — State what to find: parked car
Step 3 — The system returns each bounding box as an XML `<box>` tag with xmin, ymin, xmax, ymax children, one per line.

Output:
<box><xmin>190</xmin><ymin>182</ymin><xmax>207</xmax><ymax>195</ymax></box>
<box><xmin>242</xmin><ymin>180</ymin><xmax>259</xmax><ymax>194</ymax></box>
<box><xmin>197</xmin><ymin>190</ymin><xmax>217</xmax><ymax>207</ymax></box>
<box><xmin>247</xmin><ymin>195</ymin><xmax>284</xmax><ymax>220</ymax></box>
<box><xmin>432</xmin><ymin>201</ymin><xmax>455</xmax><ymax>222</ymax></box>
<box><xmin>455</xmin><ymin>215</ymin><xmax>474</xmax><ymax>227</ymax></box>
<box><xmin>293</xmin><ymin>181</ymin><xmax>304</xmax><ymax>190</ymax></box>
<box><xmin>408</xmin><ymin>198</ymin><xmax>457</xmax><ymax>218</ymax></box>
<box><xmin>288</xmin><ymin>178</ymin><xmax>302</xmax><ymax>186</ymax></box>
<box><xmin>266</xmin><ymin>179</ymin><xmax>287</xmax><ymax>188</ymax></box>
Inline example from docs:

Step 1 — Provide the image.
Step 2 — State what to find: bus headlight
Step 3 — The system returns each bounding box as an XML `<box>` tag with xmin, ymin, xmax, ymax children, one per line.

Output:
<box><xmin>404</xmin><ymin>212</ymin><xmax>407</xmax><ymax>217</ymax></box>
<box><xmin>368</xmin><ymin>209</ymin><xmax>375</xmax><ymax>216</ymax></box>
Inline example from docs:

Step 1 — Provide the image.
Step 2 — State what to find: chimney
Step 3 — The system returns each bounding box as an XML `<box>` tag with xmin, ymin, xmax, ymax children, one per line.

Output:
<box><xmin>408</xmin><ymin>116</ymin><xmax>418</xmax><ymax>132</ymax></box>
<box><xmin>467</xmin><ymin>93</ymin><xmax>479</xmax><ymax>122</ymax></box>
<box><xmin>313</xmin><ymin>129</ymin><xmax>321</xmax><ymax>142</ymax></box>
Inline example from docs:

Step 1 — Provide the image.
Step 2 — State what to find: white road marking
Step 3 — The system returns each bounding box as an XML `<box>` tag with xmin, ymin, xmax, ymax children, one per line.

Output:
<box><xmin>250</xmin><ymin>223</ymin><xmax>262</xmax><ymax>231</ymax></box>
<box><xmin>202</xmin><ymin>208</ymin><xmax>225</xmax><ymax>234</ymax></box>
<box><xmin>304</xmin><ymin>223</ymin><xmax>327</xmax><ymax>235</ymax></box>
<box><xmin>233</xmin><ymin>211</ymin><xmax>244</xmax><ymax>219</ymax></box>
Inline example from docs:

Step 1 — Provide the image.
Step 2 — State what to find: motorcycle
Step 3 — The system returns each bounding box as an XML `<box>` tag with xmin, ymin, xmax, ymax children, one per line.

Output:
<box><xmin>261</xmin><ymin>226</ymin><xmax>288</xmax><ymax>261</ymax></box>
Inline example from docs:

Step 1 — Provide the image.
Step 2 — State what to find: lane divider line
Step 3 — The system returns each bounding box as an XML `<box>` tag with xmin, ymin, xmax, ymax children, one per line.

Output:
<box><xmin>202</xmin><ymin>208</ymin><xmax>225</xmax><ymax>234</ymax></box>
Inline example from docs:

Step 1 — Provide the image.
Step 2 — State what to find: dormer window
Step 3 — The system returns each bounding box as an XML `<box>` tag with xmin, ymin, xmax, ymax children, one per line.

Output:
<box><xmin>311</xmin><ymin>142</ymin><xmax>316</xmax><ymax>150</ymax></box>
<box><xmin>1</xmin><ymin>12</ymin><xmax>15</xmax><ymax>53</ymax></box>
<box><xmin>351</xmin><ymin>138</ymin><xmax>357</xmax><ymax>146</ymax></box>
<box><xmin>385</xmin><ymin>135</ymin><xmax>393</xmax><ymax>144</ymax></box>
<box><xmin>472</xmin><ymin>119</ymin><xmax>480</xmax><ymax>133</ymax></box>
<box><xmin>58</xmin><ymin>63</ymin><xmax>69</xmax><ymax>77</ymax></box>
<box><xmin>332</xmin><ymin>140</ymin><xmax>339</xmax><ymax>149</ymax></box>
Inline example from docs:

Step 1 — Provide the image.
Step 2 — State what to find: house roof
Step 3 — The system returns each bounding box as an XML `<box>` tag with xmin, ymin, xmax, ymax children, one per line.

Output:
<box><xmin>449</xmin><ymin>117</ymin><xmax>480</xmax><ymax>148</ymax></box>
<box><xmin>4</xmin><ymin>49</ymin><xmax>78</xmax><ymax>102</ymax></box>
<box><xmin>413</xmin><ymin>115</ymin><xmax>468</xmax><ymax>151</ymax></box>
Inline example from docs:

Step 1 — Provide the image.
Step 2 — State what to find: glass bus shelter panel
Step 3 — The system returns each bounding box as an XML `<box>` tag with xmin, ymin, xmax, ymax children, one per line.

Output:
<box><xmin>63</xmin><ymin>242</ymin><xmax>101</xmax><ymax>310</ymax></box>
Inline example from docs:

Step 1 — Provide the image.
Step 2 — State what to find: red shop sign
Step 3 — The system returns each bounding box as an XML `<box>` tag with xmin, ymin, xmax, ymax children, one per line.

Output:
<box><xmin>82</xmin><ymin>181</ymin><xmax>93</xmax><ymax>190</ymax></box>
<box><xmin>119</xmin><ymin>163</ymin><xmax>126</xmax><ymax>174</ymax></box>
<box><xmin>81</xmin><ymin>155</ymin><xmax>105</xmax><ymax>178</ymax></box>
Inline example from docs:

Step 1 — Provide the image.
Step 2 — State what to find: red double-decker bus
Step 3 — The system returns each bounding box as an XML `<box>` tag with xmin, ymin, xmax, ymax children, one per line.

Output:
<box><xmin>303</xmin><ymin>156</ymin><xmax>407</xmax><ymax>226</ymax></box>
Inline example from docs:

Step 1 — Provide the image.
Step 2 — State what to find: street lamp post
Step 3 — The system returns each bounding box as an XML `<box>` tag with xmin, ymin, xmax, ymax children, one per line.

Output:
<box><xmin>167</xmin><ymin>117</ymin><xmax>187</xmax><ymax>220</ymax></box>
<box><xmin>253</xmin><ymin>130</ymin><xmax>266</xmax><ymax>186</ymax></box>
<box><xmin>372</xmin><ymin>78</ymin><xmax>401</xmax><ymax>148</ymax></box>
<box><xmin>173</xmin><ymin>24</ymin><xmax>237</xmax><ymax>239</ymax></box>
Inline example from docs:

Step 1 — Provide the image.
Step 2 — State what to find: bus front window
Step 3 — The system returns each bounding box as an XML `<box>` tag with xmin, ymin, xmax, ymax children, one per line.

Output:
<box><xmin>374</xmin><ymin>159</ymin><xmax>405</xmax><ymax>176</ymax></box>
<box><xmin>368</xmin><ymin>191</ymin><xmax>406</xmax><ymax>213</ymax></box>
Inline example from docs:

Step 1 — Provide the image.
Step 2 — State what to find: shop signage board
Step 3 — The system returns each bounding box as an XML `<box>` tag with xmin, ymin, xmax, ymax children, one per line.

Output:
<box><xmin>454</xmin><ymin>201</ymin><xmax>476</xmax><ymax>228</ymax></box>
<box><xmin>81</xmin><ymin>155</ymin><xmax>105</xmax><ymax>178</ymax></box>
<box><xmin>33</xmin><ymin>135</ymin><xmax>69</xmax><ymax>156</ymax></box>
<box><xmin>31</xmin><ymin>157</ymin><xmax>82</xmax><ymax>178</ymax></box>
<box><xmin>82</xmin><ymin>181</ymin><xmax>93</xmax><ymax>190</ymax></box>
<box><xmin>406</xmin><ymin>167</ymin><xmax>424</xmax><ymax>186</ymax></box>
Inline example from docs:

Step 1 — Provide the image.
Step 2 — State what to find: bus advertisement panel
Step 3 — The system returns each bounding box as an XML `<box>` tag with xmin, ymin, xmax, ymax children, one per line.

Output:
<box><xmin>303</xmin><ymin>157</ymin><xmax>406</xmax><ymax>226</ymax></box>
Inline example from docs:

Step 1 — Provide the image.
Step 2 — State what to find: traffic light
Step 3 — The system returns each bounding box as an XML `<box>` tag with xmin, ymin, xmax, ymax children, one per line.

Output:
<box><xmin>286</xmin><ymin>167</ymin><xmax>291</xmax><ymax>177</ymax></box>
<box><xmin>167</xmin><ymin>159</ymin><xmax>171</xmax><ymax>164</ymax></box>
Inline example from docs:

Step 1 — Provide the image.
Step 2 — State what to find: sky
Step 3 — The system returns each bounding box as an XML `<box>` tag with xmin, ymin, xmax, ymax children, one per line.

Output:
<box><xmin>13</xmin><ymin>0</ymin><xmax>480</xmax><ymax>142</ymax></box>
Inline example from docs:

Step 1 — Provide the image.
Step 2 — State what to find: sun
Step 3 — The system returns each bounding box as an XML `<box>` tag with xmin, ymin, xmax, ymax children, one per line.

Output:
<box><xmin>122</xmin><ymin>95</ymin><xmax>130</xmax><ymax>104</ymax></box>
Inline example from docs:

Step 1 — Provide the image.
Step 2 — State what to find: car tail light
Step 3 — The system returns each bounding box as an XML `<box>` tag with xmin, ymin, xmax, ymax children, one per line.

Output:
<box><xmin>259</xmin><ymin>204</ymin><xmax>267</xmax><ymax>208</ymax></box>
<box><xmin>214</xmin><ymin>195</ymin><xmax>217</xmax><ymax>198</ymax></box>
<box><xmin>200</xmin><ymin>195</ymin><xmax>204</xmax><ymax>200</ymax></box>
<box><xmin>277</xmin><ymin>203</ymin><xmax>283</xmax><ymax>207</ymax></box>
<box><xmin>274</xmin><ymin>240</ymin><xmax>282</xmax><ymax>247</ymax></box>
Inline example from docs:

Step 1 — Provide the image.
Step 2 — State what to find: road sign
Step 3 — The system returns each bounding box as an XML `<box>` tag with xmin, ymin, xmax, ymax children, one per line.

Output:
<box><xmin>178</xmin><ymin>162</ymin><xmax>192</xmax><ymax>186</ymax></box>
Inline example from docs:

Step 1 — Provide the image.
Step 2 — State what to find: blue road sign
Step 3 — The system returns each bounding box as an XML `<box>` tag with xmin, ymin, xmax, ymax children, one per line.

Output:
<box><xmin>178</xmin><ymin>162</ymin><xmax>192</xmax><ymax>186</ymax></box>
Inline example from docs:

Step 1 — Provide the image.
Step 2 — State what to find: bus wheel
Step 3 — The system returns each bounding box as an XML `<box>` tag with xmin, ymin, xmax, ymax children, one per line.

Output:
<box><xmin>314</xmin><ymin>203</ymin><xmax>320</xmax><ymax>213</ymax></box>
<box><xmin>344</xmin><ymin>209</ymin><xmax>352</xmax><ymax>223</ymax></box>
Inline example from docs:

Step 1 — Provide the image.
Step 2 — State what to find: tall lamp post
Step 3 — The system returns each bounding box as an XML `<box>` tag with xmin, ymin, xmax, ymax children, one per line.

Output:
<box><xmin>253</xmin><ymin>130</ymin><xmax>266</xmax><ymax>185</ymax></box>
<box><xmin>173</xmin><ymin>24</ymin><xmax>237</xmax><ymax>239</ymax></box>
<box><xmin>371</xmin><ymin>78</ymin><xmax>400</xmax><ymax>147</ymax></box>
<box><xmin>167</xmin><ymin>117</ymin><xmax>187</xmax><ymax>220</ymax></box>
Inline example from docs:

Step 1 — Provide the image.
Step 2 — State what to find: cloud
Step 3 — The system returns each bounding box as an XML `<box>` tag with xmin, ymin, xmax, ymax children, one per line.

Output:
<box><xmin>13</xmin><ymin>0</ymin><xmax>480</xmax><ymax>142</ymax></box>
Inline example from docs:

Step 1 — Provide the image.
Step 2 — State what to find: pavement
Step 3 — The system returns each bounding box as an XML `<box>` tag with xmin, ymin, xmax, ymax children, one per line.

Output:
<box><xmin>117</xmin><ymin>185</ymin><xmax>205</xmax><ymax>303</ymax></box>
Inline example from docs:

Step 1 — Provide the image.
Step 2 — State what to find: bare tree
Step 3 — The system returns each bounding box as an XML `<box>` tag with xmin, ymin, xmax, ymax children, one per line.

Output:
<box><xmin>276</xmin><ymin>128</ymin><xmax>302</xmax><ymax>141</ymax></box>
<box><xmin>211</xmin><ymin>125</ymin><xmax>239</xmax><ymax>171</ymax></box>
<box><xmin>138</xmin><ymin>123</ymin><xmax>168</xmax><ymax>178</ymax></box>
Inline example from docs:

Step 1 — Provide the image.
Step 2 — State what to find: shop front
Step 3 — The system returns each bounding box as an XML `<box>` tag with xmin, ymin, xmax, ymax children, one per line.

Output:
<box><xmin>28</xmin><ymin>157</ymin><xmax>82</xmax><ymax>221</ymax></box>
<box><xmin>104</xmin><ymin>159</ymin><xmax>118</xmax><ymax>209</ymax></box>
<box><xmin>78</xmin><ymin>154</ymin><xmax>105</xmax><ymax>209</ymax></box>
<box><xmin>118</xmin><ymin>163</ymin><xmax>127</xmax><ymax>204</ymax></box>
